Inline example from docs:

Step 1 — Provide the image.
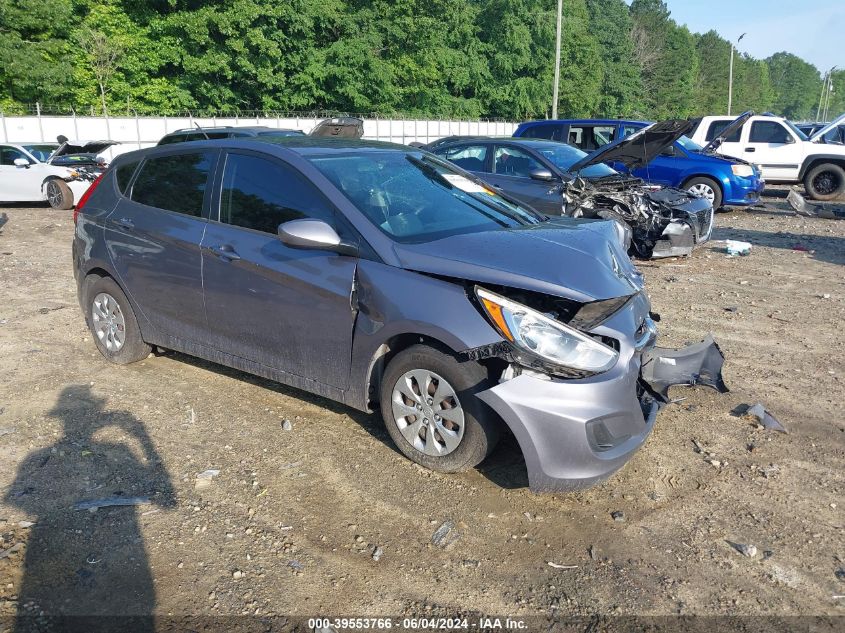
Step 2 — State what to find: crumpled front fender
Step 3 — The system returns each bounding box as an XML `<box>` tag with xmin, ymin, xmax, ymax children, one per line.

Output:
<box><xmin>641</xmin><ymin>335</ymin><xmax>728</xmax><ymax>401</ymax></box>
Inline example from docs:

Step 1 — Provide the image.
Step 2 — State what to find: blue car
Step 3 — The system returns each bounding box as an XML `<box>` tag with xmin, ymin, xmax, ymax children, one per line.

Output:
<box><xmin>513</xmin><ymin>118</ymin><xmax>765</xmax><ymax>209</ymax></box>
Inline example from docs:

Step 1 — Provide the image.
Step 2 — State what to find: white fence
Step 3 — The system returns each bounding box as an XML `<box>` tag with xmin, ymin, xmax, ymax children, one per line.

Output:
<box><xmin>0</xmin><ymin>113</ymin><xmax>517</xmax><ymax>159</ymax></box>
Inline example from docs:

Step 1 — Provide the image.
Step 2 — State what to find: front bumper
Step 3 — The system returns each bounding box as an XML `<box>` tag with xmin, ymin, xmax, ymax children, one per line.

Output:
<box><xmin>724</xmin><ymin>176</ymin><xmax>766</xmax><ymax>206</ymax></box>
<box><xmin>477</xmin><ymin>314</ymin><xmax>727</xmax><ymax>493</ymax></box>
<box><xmin>651</xmin><ymin>201</ymin><xmax>714</xmax><ymax>258</ymax></box>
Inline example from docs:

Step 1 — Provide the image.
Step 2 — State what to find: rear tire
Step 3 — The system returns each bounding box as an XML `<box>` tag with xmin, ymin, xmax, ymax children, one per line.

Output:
<box><xmin>380</xmin><ymin>345</ymin><xmax>500</xmax><ymax>473</ymax></box>
<box><xmin>803</xmin><ymin>163</ymin><xmax>845</xmax><ymax>201</ymax></box>
<box><xmin>684</xmin><ymin>176</ymin><xmax>722</xmax><ymax>210</ymax></box>
<box><xmin>45</xmin><ymin>179</ymin><xmax>73</xmax><ymax>210</ymax></box>
<box><xmin>84</xmin><ymin>275</ymin><xmax>151</xmax><ymax>364</ymax></box>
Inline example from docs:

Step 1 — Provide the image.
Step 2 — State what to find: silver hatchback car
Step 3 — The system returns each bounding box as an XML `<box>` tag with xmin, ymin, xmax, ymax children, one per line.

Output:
<box><xmin>72</xmin><ymin>138</ymin><xmax>727</xmax><ymax>492</ymax></box>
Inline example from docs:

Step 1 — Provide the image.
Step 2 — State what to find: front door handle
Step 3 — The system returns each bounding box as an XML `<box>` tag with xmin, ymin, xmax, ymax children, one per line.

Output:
<box><xmin>116</xmin><ymin>217</ymin><xmax>134</xmax><ymax>229</ymax></box>
<box><xmin>208</xmin><ymin>244</ymin><xmax>241</xmax><ymax>261</ymax></box>
<box><xmin>744</xmin><ymin>147</ymin><xmax>756</xmax><ymax>152</ymax></box>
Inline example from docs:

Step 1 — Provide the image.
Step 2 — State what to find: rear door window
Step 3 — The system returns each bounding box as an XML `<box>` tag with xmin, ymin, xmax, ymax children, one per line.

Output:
<box><xmin>131</xmin><ymin>151</ymin><xmax>215</xmax><ymax>216</ymax></box>
<box><xmin>439</xmin><ymin>145</ymin><xmax>489</xmax><ymax>172</ymax></box>
<box><xmin>749</xmin><ymin>121</ymin><xmax>792</xmax><ymax>144</ymax></box>
<box><xmin>705</xmin><ymin>120</ymin><xmax>741</xmax><ymax>142</ymax></box>
<box><xmin>218</xmin><ymin>153</ymin><xmax>336</xmax><ymax>234</ymax></box>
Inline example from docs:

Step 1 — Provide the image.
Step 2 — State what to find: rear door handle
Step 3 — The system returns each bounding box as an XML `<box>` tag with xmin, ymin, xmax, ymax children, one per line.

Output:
<box><xmin>116</xmin><ymin>217</ymin><xmax>134</xmax><ymax>229</ymax></box>
<box><xmin>744</xmin><ymin>147</ymin><xmax>756</xmax><ymax>152</ymax></box>
<box><xmin>208</xmin><ymin>244</ymin><xmax>241</xmax><ymax>261</ymax></box>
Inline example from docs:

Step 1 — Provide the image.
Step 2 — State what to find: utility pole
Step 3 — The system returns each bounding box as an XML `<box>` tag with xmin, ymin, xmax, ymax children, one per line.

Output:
<box><xmin>728</xmin><ymin>33</ymin><xmax>746</xmax><ymax>116</ymax></box>
<box><xmin>817</xmin><ymin>71</ymin><xmax>829</xmax><ymax>121</ymax></box>
<box><xmin>552</xmin><ymin>0</ymin><xmax>562</xmax><ymax>119</ymax></box>
<box><xmin>822</xmin><ymin>66</ymin><xmax>837</xmax><ymax>122</ymax></box>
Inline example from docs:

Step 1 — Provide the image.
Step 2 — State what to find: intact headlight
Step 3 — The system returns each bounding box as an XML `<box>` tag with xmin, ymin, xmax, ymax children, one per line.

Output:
<box><xmin>475</xmin><ymin>287</ymin><xmax>619</xmax><ymax>375</ymax></box>
<box><xmin>731</xmin><ymin>164</ymin><xmax>754</xmax><ymax>178</ymax></box>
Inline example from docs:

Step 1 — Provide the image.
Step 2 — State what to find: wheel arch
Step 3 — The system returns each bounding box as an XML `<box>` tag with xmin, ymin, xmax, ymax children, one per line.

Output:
<box><xmin>798</xmin><ymin>155</ymin><xmax>845</xmax><ymax>180</ymax></box>
<box><xmin>681</xmin><ymin>173</ymin><xmax>725</xmax><ymax>195</ymax></box>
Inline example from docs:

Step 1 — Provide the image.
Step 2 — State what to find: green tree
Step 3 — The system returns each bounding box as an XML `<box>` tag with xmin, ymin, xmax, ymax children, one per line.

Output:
<box><xmin>586</xmin><ymin>0</ymin><xmax>642</xmax><ymax>117</ymax></box>
<box><xmin>630</xmin><ymin>0</ymin><xmax>698</xmax><ymax>118</ymax></box>
<box><xmin>0</xmin><ymin>0</ymin><xmax>76</xmax><ymax>110</ymax></box>
<box><xmin>767</xmin><ymin>52</ymin><xmax>822</xmax><ymax>120</ymax></box>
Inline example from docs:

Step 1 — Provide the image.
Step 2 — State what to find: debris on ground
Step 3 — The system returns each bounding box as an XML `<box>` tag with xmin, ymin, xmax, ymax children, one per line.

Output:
<box><xmin>741</xmin><ymin>403</ymin><xmax>787</xmax><ymax>433</ymax></box>
<box><xmin>547</xmin><ymin>562</ymin><xmax>578</xmax><ymax>570</ymax></box>
<box><xmin>372</xmin><ymin>546</ymin><xmax>384</xmax><ymax>562</ymax></box>
<box><xmin>725</xmin><ymin>240</ymin><xmax>752</xmax><ymax>256</ymax></box>
<box><xmin>18</xmin><ymin>520</ymin><xmax>34</xmax><ymax>528</ymax></box>
<box><xmin>0</xmin><ymin>543</ymin><xmax>23</xmax><ymax>559</ymax></box>
<box><xmin>728</xmin><ymin>541</ymin><xmax>758</xmax><ymax>558</ymax></box>
<box><xmin>288</xmin><ymin>560</ymin><xmax>304</xmax><ymax>571</ymax></box>
<box><xmin>281</xmin><ymin>419</ymin><xmax>293</xmax><ymax>431</ymax></box>
<box><xmin>788</xmin><ymin>187</ymin><xmax>845</xmax><ymax>219</ymax></box>
<box><xmin>195</xmin><ymin>469</ymin><xmax>220</xmax><ymax>489</ymax></box>
<box><xmin>0</xmin><ymin>426</ymin><xmax>16</xmax><ymax>437</ymax></box>
<box><xmin>610</xmin><ymin>510</ymin><xmax>625</xmax><ymax>522</ymax></box>
<box><xmin>431</xmin><ymin>520</ymin><xmax>460</xmax><ymax>548</ymax></box>
<box><xmin>0</xmin><ymin>212</ymin><xmax>7</xmax><ymax>232</ymax></box>
<box><xmin>74</xmin><ymin>496</ymin><xmax>152</xmax><ymax>511</ymax></box>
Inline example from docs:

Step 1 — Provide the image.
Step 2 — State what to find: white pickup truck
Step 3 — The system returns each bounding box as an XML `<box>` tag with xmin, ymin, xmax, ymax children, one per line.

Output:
<box><xmin>689</xmin><ymin>112</ymin><xmax>845</xmax><ymax>200</ymax></box>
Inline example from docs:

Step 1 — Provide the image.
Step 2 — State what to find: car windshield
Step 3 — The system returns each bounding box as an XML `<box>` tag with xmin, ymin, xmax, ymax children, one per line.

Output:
<box><xmin>310</xmin><ymin>152</ymin><xmax>545</xmax><ymax>243</ymax></box>
<box><xmin>531</xmin><ymin>143</ymin><xmax>617</xmax><ymax>177</ymax></box>
<box><xmin>22</xmin><ymin>144</ymin><xmax>58</xmax><ymax>162</ymax></box>
<box><xmin>784</xmin><ymin>120</ymin><xmax>809</xmax><ymax>141</ymax></box>
<box><xmin>677</xmin><ymin>136</ymin><xmax>704</xmax><ymax>152</ymax></box>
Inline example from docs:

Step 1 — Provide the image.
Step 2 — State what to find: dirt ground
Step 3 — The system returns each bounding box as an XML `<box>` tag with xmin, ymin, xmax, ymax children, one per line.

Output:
<box><xmin>0</xmin><ymin>189</ymin><xmax>843</xmax><ymax>627</ymax></box>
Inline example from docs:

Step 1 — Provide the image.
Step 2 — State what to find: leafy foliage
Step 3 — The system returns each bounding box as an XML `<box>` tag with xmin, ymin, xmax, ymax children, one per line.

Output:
<box><xmin>0</xmin><ymin>0</ymin><xmax>831</xmax><ymax>123</ymax></box>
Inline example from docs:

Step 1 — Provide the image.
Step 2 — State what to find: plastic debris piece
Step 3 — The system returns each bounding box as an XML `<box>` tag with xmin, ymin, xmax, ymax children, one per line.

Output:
<box><xmin>74</xmin><ymin>496</ymin><xmax>151</xmax><ymax>511</ymax></box>
<box><xmin>547</xmin><ymin>562</ymin><xmax>578</xmax><ymax>569</ymax></box>
<box><xmin>725</xmin><ymin>240</ymin><xmax>752</xmax><ymax>256</ymax></box>
<box><xmin>431</xmin><ymin>520</ymin><xmax>459</xmax><ymax>548</ymax></box>
<box><xmin>745</xmin><ymin>403</ymin><xmax>787</xmax><ymax>433</ymax></box>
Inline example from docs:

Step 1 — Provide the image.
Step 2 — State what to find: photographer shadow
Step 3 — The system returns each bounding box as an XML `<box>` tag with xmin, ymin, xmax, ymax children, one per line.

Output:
<box><xmin>5</xmin><ymin>385</ymin><xmax>175</xmax><ymax>631</ymax></box>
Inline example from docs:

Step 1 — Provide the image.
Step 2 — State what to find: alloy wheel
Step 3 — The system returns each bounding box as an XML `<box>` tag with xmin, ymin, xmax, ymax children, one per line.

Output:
<box><xmin>813</xmin><ymin>171</ymin><xmax>840</xmax><ymax>196</ymax></box>
<box><xmin>46</xmin><ymin>181</ymin><xmax>63</xmax><ymax>208</ymax></box>
<box><xmin>688</xmin><ymin>183</ymin><xmax>716</xmax><ymax>203</ymax></box>
<box><xmin>91</xmin><ymin>292</ymin><xmax>126</xmax><ymax>352</ymax></box>
<box><xmin>391</xmin><ymin>369</ymin><xmax>465</xmax><ymax>457</ymax></box>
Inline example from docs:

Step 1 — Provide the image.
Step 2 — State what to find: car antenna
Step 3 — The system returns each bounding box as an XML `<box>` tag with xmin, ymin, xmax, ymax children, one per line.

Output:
<box><xmin>194</xmin><ymin>123</ymin><xmax>210</xmax><ymax>140</ymax></box>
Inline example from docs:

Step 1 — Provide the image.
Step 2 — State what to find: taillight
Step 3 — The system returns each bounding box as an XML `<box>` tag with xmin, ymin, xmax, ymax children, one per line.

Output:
<box><xmin>73</xmin><ymin>172</ymin><xmax>106</xmax><ymax>224</ymax></box>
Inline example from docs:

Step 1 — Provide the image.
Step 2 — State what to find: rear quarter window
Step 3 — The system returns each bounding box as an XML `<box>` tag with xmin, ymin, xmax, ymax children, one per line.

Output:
<box><xmin>705</xmin><ymin>120</ymin><xmax>741</xmax><ymax>142</ymax></box>
<box><xmin>115</xmin><ymin>160</ymin><xmax>140</xmax><ymax>195</ymax></box>
<box><xmin>131</xmin><ymin>151</ymin><xmax>215</xmax><ymax>217</ymax></box>
<box><xmin>521</xmin><ymin>123</ymin><xmax>565</xmax><ymax>142</ymax></box>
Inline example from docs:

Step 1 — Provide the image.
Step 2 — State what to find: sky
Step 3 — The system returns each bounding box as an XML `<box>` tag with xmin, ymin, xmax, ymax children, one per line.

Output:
<box><xmin>628</xmin><ymin>0</ymin><xmax>844</xmax><ymax>73</ymax></box>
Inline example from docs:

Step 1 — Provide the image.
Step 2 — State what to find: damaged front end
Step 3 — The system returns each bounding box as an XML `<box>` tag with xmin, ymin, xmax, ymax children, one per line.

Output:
<box><xmin>564</xmin><ymin>176</ymin><xmax>714</xmax><ymax>258</ymax></box>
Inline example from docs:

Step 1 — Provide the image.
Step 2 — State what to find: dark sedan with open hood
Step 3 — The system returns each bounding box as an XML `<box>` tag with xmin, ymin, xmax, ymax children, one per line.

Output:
<box><xmin>430</xmin><ymin>126</ymin><xmax>714</xmax><ymax>258</ymax></box>
<box><xmin>73</xmin><ymin>137</ymin><xmax>726</xmax><ymax>492</ymax></box>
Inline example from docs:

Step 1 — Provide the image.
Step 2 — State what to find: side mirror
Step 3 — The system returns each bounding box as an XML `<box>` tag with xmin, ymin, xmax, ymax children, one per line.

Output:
<box><xmin>529</xmin><ymin>168</ymin><xmax>555</xmax><ymax>181</ymax></box>
<box><xmin>784</xmin><ymin>135</ymin><xmax>795</xmax><ymax>144</ymax></box>
<box><xmin>660</xmin><ymin>146</ymin><xmax>675</xmax><ymax>157</ymax></box>
<box><xmin>278</xmin><ymin>219</ymin><xmax>358</xmax><ymax>256</ymax></box>
<box><xmin>13</xmin><ymin>158</ymin><xmax>30</xmax><ymax>168</ymax></box>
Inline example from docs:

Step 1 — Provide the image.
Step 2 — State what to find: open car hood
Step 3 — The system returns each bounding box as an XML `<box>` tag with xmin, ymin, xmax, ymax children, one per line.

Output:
<box><xmin>392</xmin><ymin>218</ymin><xmax>642</xmax><ymax>303</ymax></box>
<box><xmin>810</xmin><ymin>112</ymin><xmax>845</xmax><ymax>142</ymax></box>
<box><xmin>310</xmin><ymin>117</ymin><xmax>364</xmax><ymax>139</ymax></box>
<box><xmin>701</xmin><ymin>111</ymin><xmax>754</xmax><ymax>153</ymax></box>
<box><xmin>570</xmin><ymin>119</ymin><xmax>694</xmax><ymax>172</ymax></box>
<box><xmin>50</xmin><ymin>140</ymin><xmax>117</xmax><ymax>159</ymax></box>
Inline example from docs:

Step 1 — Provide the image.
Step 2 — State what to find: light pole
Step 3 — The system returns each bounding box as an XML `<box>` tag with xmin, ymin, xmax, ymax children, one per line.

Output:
<box><xmin>551</xmin><ymin>0</ymin><xmax>562</xmax><ymax>119</ymax></box>
<box><xmin>728</xmin><ymin>32</ymin><xmax>746</xmax><ymax>116</ymax></box>
<box><xmin>822</xmin><ymin>66</ymin><xmax>837</xmax><ymax>122</ymax></box>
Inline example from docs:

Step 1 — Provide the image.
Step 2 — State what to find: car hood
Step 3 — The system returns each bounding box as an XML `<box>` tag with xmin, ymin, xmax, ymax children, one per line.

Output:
<box><xmin>570</xmin><ymin>119</ymin><xmax>694</xmax><ymax>172</ymax></box>
<box><xmin>810</xmin><ymin>112</ymin><xmax>845</xmax><ymax>142</ymax></box>
<box><xmin>392</xmin><ymin>218</ymin><xmax>642</xmax><ymax>303</ymax></box>
<box><xmin>701</xmin><ymin>111</ymin><xmax>754</xmax><ymax>153</ymax></box>
<box><xmin>50</xmin><ymin>140</ymin><xmax>117</xmax><ymax>159</ymax></box>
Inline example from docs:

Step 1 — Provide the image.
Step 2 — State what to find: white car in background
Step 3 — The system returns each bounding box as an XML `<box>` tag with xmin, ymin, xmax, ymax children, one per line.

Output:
<box><xmin>0</xmin><ymin>140</ymin><xmax>116</xmax><ymax>209</ymax></box>
<box><xmin>690</xmin><ymin>112</ymin><xmax>845</xmax><ymax>200</ymax></box>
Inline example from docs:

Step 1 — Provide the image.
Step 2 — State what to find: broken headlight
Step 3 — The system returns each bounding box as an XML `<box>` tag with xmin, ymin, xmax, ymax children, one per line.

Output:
<box><xmin>475</xmin><ymin>287</ymin><xmax>619</xmax><ymax>375</ymax></box>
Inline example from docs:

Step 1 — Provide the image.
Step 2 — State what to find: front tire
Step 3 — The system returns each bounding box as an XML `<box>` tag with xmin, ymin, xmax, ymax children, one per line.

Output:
<box><xmin>85</xmin><ymin>275</ymin><xmax>151</xmax><ymax>364</ymax></box>
<box><xmin>684</xmin><ymin>176</ymin><xmax>723</xmax><ymax>210</ymax></box>
<box><xmin>380</xmin><ymin>345</ymin><xmax>500</xmax><ymax>473</ymax></box>
<box><xmin>803</xmin><ymin>163</ymin><xmax>845</xmax><ymax>201</ymax></box>
<box><xmin>45</xmin><ymin>179</ymin><xmax>74</xmax><ymax>210</ymax></box>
